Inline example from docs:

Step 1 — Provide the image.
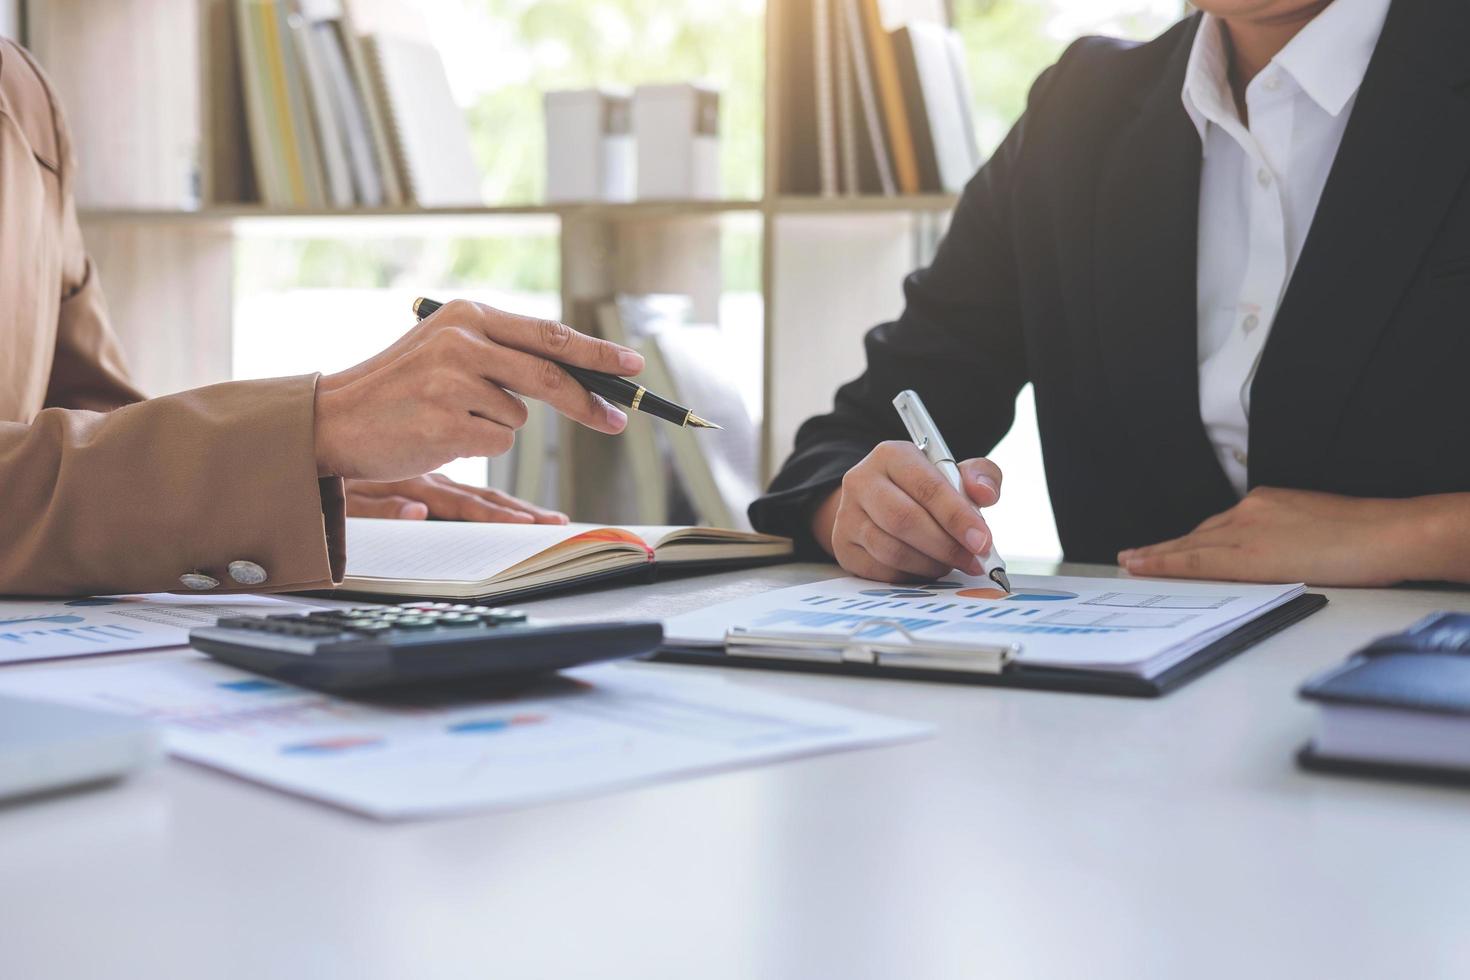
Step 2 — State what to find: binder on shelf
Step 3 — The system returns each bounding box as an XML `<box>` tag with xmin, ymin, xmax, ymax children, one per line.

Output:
<box><xmin>338</xmin><ymin>0</ymin><xmax>408</xmax><ymax>205</ymax></box>
<box><xmin>544</xmin><ymin>88</ymin><xmax>635</xmax><ymax>203</ymax></box>
<box><xmin>840</xmin><ymin>0</ymin><xmax>896</xmax><ymax>194</ymax></box>
<box><xmin>892</xmin><ymin>22</ymin><xmax>979</xmax><ymax>192</ymax></box>
<box><xmin>360</xmin><ymin>32</ymin><xmax>483</xmax><ymax>207</ymax></box>
<box><xmin>813</xmin><ymin>0</ymin><xmax>840</xmax><ymax>196</ymax></box>
<box><xmin>289</xmin><ymin>10</ymin><xmax>354</xmax><ymax>207</ymax></box>
<box><xmin>832</xmin><ymin>0</ymin><xmax>861</xmax><ymax>193</ymax></box>
<box><xmin>854</xmin><ymin>0</ymin><xmax>921</xmax><ymax>194</ymax></box>
<box><xmin>293</xmin><ymin>0</ymin><xmax>385</xmax><ymax>206</ymax></box>
<box><xmin>633</xmin><ymin>84</ymin><xmax>721</xmax><ymax>200</ymax></box>
<box><xmin>780</xmin><ymin>0</ymin><xmax>976</xmax><ymax>198</ymax></box>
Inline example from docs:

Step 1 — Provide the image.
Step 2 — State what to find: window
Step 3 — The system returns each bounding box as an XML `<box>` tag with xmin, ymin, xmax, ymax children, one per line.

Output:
<box><xmin>232</xmin><ymin>0</ymin><xmax>1184</xmax><ymax>544</ymax></box>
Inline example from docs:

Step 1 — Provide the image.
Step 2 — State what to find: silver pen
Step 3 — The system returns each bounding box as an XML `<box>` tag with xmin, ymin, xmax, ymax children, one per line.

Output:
<box><xmin>893</xmin><ymin>389</ymin><xmax>1011</xmax><ymax>593</ymax></box>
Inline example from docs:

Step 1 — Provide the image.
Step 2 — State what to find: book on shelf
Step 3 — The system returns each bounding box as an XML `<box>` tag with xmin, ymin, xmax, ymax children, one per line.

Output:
<box><xmin>854</xmin><ymin>0</ymin><xmax>923</xmax><ymax>195</ymax></box>
<box><xmin>782</xmin><ymin>0</ymin><xmax>978</xmax><ymax>197</ymax></box>
<box><xmin>230</xmin><ymin>0</ymin><xmax>479</xmax><ymax>209</ymax></box>
<box><xmin>892</xmin><ymin>22</ymin><xmax>981</xmax><ymax>193</ymax></box>
<box><xmin>337</xmin><ymin>518</ymin><xmax>792</xmax><ymax>602</ymax></box>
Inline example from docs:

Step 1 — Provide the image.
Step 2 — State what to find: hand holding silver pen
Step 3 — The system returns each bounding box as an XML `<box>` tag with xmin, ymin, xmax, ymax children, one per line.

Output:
<box><xmin>809</xmin><ymin>391</ymin><xmax>1007</xmax><ymax>585</ymax></box>
<box><xmin>893</xmin><ymin>390</ymin><xmax>1010</xmax><ymax>592</ymax></box>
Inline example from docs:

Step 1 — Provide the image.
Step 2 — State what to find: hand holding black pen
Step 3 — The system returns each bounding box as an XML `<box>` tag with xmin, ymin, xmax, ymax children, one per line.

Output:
<box><xmin>313</xmin><ymin>296</ymin><xmax>651</xmax><ymax>482</ymax></box>
<box><xmin>414</xmin><ymin>297</ymin><xmax>719</xmax><ymax>430</ymax></box>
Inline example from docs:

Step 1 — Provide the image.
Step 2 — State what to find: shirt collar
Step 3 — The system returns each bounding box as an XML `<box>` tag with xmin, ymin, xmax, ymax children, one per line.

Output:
<box><xmin>1181</xmin><ymin>0</ymin><xmax>1393</xmax><ymax>141</ymax></box>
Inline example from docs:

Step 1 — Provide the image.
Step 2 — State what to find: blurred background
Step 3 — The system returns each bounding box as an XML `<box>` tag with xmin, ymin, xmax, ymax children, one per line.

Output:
<box><xmin>8</xmin><ymin>0</ymin><xmax>1183</xmax><ymax>557</ymax></box>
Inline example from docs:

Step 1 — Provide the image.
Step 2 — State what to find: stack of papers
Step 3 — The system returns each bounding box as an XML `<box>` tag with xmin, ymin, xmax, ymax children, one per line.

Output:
<box><xmin>664</xmin><ymin>573</ymin><xmax>1307</xmax><ymax>680</ymax></box>
<box><xmin>0</xmin><ymin>659</ymin><xmax>929</xmax><ymax>820</ymax></box>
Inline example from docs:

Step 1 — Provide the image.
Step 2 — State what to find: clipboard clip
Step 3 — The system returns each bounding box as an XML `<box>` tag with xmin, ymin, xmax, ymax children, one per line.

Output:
<box><xmin>725</xmin><ymin>619</ymin><xmax>1020</xmax><ymax>675</ymax></box>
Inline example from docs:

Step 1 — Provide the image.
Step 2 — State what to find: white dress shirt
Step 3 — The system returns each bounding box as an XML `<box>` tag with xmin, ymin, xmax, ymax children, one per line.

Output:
<box><xmin>1182</xmin><ymin>0</ymin><xmax>1391</xmax><ymax>497</ymax></box>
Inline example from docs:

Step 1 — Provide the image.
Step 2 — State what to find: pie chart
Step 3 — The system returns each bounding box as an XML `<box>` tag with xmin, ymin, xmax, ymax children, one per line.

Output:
<box><xmin>956</xmin><ymin>587</ymin><xmax>1078</xmax><ymax>602</ymax></box>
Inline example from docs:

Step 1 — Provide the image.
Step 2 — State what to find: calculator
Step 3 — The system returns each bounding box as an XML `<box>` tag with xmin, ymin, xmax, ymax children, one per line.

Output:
<box><xmin>188</xmin><ymin>602</ymin><xmax>663</xmax><ymax>694</ymax></box>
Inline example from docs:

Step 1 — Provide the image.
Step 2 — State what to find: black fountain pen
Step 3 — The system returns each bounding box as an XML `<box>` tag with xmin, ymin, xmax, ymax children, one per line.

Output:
<box><xmin>413</xmin><ymin>297</ymin><xmax>720</xmax><ymax>429</ymax></box>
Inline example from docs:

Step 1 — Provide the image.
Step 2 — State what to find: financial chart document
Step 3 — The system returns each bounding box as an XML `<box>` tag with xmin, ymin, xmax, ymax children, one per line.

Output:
<box><xmin>0</xmin><ymin>659</ymin><xmax>929</xmax><ymax>819</ymax></box>
<box><xmin>0</xmin><ymin>594</ymin><xmax>322</xmax><ymax>664</ymax></box>
<box><xmin>664</xmin><ymin>574</ymin><xmax>1305</xmax><ymax>678</ymax></box>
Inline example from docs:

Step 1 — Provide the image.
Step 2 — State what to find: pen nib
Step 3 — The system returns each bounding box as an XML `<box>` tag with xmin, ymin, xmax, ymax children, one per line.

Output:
<box><xmin>989</xmin><ymin>568</ymin><xmax>1012</xmax><ymax>594</ymax></box>
<box><xmin>686</xmin><ymin>414</ymin><xmax>722</xmax><ymax>430</ymax></box>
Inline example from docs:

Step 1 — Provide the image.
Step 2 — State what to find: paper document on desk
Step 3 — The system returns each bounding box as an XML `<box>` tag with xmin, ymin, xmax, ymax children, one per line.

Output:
<box><xmin>0</xmin><ymin>659</ymin><xmax>929</xmax><ymax>819</ymax></box>
<box><xmin>664</xmin><ymin>573</ymin><xmax>1306</xmax><ymax>679</ymax></box>
<box><xmin>0</xmin><ymin>594</ymin><xmax>324</xmax><ymax>665</ymax></box>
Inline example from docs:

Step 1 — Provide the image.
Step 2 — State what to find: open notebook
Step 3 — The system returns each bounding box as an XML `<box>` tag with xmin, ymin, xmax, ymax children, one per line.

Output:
<box><xmin>338</xmin><ymin>518</ymin><xmax>792</xmax><ymax>601</ymax></box>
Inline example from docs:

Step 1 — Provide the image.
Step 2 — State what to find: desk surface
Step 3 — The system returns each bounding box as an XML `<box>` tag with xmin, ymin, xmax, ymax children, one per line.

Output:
<box><xmin>4</xmin><ymin>562</ymin><xmax>1470</xmax><ymax>980</ymax></box>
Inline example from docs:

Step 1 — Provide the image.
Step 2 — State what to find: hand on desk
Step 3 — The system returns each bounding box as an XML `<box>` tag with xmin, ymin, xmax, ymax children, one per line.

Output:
<box><xmin>812</xmin><ymin>441</ymin><xmax>1003</xmax><ymax>582</ymax></box>
<box><xmin>346</xmin><ymin>474</ymin><xmax>568</xmax><ymax>524</ymax></box>
<box><xmin>1118</xmin><ymin>487</ymin><xmax>1470</xmax><ymax>586</ymax></box>
<box><xmin>313</xmin><ymin>299</ymin><xmax>644</xmax><ymax>482</ymax></box>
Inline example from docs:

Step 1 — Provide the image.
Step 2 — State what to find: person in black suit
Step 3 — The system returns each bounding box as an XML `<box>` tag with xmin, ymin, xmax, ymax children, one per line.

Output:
<box><xmin>750</xmin><ymin>0</ymin><xmax>1470</xmax><ymax>587</ymax></box>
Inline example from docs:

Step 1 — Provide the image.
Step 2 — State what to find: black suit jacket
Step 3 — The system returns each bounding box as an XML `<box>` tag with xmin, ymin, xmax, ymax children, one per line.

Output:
<box><xmin>750</xmin><ymin>1</ymin><xmax>1470</xmax><ymax>564</ymax></box>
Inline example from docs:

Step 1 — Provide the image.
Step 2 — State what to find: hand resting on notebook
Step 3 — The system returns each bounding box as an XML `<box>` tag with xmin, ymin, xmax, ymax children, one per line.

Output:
<box><xmin>344</xmin><ymin>474</ymin><xmax>568</xmax><ymax>525</ymax></box>
<box><xmin>313</xmin><ymin>298</ymin><xmax>645</xmax><ymax>482</ymax></box>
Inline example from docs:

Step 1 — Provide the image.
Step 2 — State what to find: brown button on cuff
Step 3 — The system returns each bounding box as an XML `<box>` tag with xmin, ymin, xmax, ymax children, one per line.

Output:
<box><xmin>180</xmin><ymin>572</ymin><xmax>219</xmax><ymax>591</ymax></box>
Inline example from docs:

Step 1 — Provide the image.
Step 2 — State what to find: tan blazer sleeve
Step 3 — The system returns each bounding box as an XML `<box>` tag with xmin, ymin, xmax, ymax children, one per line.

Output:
<box><xmin>43</xmin><ymin>214</ymin><xmax>144</xmax><ymax>413</ymax></box>
<box><xmin>0</xmin><ymin>376</ymin><xmax>347</xmax><ymax>596</ymax></box>
<box><xmin>0</xmin><ymin>39</ymin><xmax>346</xmax><ymax>597</ymax></box>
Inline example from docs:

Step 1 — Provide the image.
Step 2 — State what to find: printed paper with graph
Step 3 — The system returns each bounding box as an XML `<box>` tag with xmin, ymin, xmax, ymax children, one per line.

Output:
<box><xmin>664</xmin><ymin>574</ymin><xmax>1306</xmax><ymax>678</ymax></box>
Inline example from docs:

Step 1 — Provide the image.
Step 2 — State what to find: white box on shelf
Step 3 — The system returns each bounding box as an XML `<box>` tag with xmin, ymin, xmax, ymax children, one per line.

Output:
<box><xmin>544</xmin><ymin>88</ymin><xmax>635</xmax><ymax>203</ymax></box>
<box><xmin>632</xmin><ymin>83</ymin><xmax>720</xmax><ymax>201</ymax></box>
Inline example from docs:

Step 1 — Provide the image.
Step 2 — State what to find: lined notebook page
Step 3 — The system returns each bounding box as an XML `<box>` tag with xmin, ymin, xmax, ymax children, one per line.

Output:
<box><xmin>345</xmin><ymin>519</ymin><xmax>599</xmax><ymax>582</ymax></box>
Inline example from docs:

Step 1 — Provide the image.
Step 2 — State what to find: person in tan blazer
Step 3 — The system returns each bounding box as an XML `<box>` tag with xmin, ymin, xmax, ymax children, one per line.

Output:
<box><xmin>0</xmin><ymin>38</ymin><xmax>643</xmax><ymax>597</ymax></box>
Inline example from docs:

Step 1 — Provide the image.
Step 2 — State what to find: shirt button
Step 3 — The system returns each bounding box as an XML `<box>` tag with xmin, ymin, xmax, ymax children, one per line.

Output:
<box><xmin>1263</xmin><ymin>75</ymin><xmax>1281</xmax><ymax>92</ymax></box>
<box><xmin>1256</xmin><ymin>168</ymin><xmax>1272</xmax><ymax>188</ymax></box>
<box><xmin>179</xmin><ymin>572</ymin><xmax>219</xmax><ymax>591</ymax></box>
<box><xmin>1232</xmin><ymin>449</ymin><xmax>1249</xmax><ymax>467</ymax></box>
<box><xmin>228</xmin><ymin>560</ymin><xmax>269</xmax><ymax>586</ymax></box>
<box><xmin>1242</xmin><ymin>313</ymin><xmax>1260</xmax><ymax>333</ymax></box>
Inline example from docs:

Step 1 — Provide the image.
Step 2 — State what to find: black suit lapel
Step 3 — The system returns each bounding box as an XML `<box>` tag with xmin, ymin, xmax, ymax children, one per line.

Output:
<box><xmin>1092</xmin><ymin>19</ymin><xmax>1239</xmax><ymax>530</ymax></box>
<box><xmin>1250</xmin><ymin>0</ymin><xmax>1470</xmax><ymax>489</ymax></box>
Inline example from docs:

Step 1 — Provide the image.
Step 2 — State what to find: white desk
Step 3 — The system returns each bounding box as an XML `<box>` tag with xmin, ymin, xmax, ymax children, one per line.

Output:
<box><xmin>3</xmin><ymin>562</ymin><xmax>1470</xmax><ymax>980</ymax></box>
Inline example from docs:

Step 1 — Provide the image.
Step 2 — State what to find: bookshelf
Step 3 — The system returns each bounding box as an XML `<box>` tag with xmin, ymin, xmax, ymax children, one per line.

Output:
<box><xmin>27</xmin><ymin>0</ymin><xmax>962</xmax><ymax>524</ymax></box>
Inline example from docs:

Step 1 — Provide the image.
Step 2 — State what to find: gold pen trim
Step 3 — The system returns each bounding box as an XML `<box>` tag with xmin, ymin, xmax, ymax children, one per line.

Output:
<box><xmin>412</xmin><ymin>297</ymin><xmax>427</xmax><ymax>317</ymax></box>
<box><xmin>630</xmin><ymin>386</ymin><xmax>646</xmax><ymax>412</ymax></box>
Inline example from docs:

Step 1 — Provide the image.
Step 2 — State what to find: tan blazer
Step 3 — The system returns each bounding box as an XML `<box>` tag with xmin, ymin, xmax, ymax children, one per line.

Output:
<box><xmin>0</xmin><ymin>39</ymin><xmax>344</xmax><ymax>596</ymax></box>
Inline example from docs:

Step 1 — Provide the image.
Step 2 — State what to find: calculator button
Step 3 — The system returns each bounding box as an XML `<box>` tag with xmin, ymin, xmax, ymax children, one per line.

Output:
<box><xmin>484</xmin><ymin>609</ymin><xmax>528</xmax><ymax>624</ymax></box>
<box><xmin>351</xmin><ymin>622</ymin><xmax>392</xmax><ymax>633</ymax></box>
<box><xmin>394</xmin><ymin>618</ymin><xmax>437</xmax><ymax>630</ymax></box>
<box><xmin>439</xmin><ymin>615</ymin><xmax>480</xmax><ymax>627</ymax></box>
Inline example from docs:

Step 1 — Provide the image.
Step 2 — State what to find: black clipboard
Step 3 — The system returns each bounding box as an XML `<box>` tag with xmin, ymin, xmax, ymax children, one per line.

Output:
<box><xmin>653</xmin><ymin>593</ymin><xmax>1328</xmax><ymax>698</ymax></box>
